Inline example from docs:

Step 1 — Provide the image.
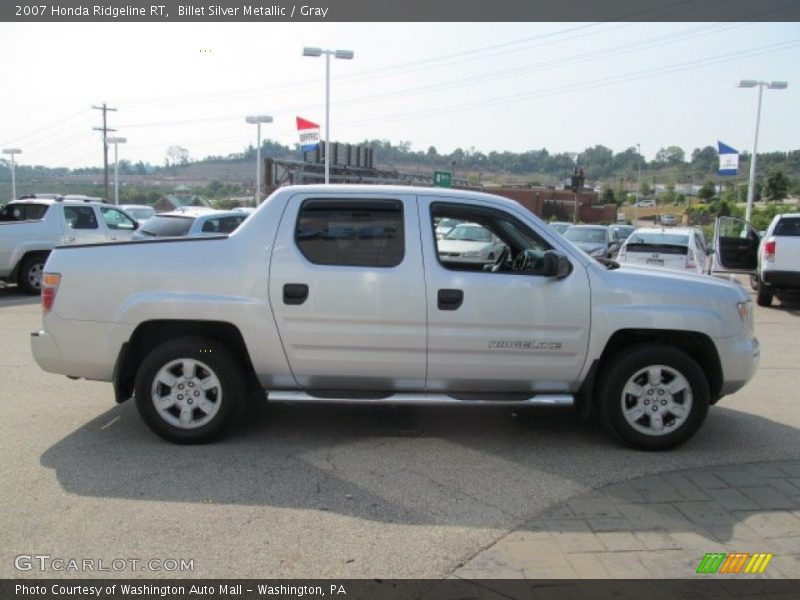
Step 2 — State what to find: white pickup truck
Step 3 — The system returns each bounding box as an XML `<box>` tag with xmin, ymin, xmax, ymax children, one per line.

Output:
<box><xmin>31</xmin><ymin>185</ymin><xmax>760</xmax><ymax>449</ymax></box>
<box><xmin>711</xmin><ymin>213</ymin><xmax>800</xmax><ymax>307</ymax></box>
<box><xmin>1</xmin><ymin>197</ymin><xmax>138</xmax><ymax>293</ymax></box>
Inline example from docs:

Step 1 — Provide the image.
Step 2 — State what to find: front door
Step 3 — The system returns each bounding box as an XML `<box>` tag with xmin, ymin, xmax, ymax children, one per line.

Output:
<box><xmin>269</xmin><ymin>192</ymin><xmax>426</xmax><ymax>391</ymax></box>
<box><xmin>712</xmin><ymin>216</ymin><xmax>760</xmax><ymax>273</ymax></box>
<box><xmin>421</xmin><ymin>196</ymin><xmax>591</xmax><ymax>394</ymax></box>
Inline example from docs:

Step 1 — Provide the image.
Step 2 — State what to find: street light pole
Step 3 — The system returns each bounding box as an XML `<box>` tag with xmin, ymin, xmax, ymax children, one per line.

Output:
<box><xmin>303</xmin><ymin>47</ymin><xmax>354</xmax><ymax>184</ymax></box>
<box><xmin>246</xmin><ymin>115</ymin><xmax>273</xmax><ymax>206</ymax></box>
<box><xmin>635</xmin><ymin>144</ymin><xmax>642</xmax><ymax>225</ymax></box>
<box><xmin>106</xmin><ymin>137</ymin><xmax>126</xmax><ymax>205</ymax></box>
<box><xmin>2</xmin><ymin>148</ymin><xmax>22</xmax><ymax>200</ymax></box>
<box><xmin>737</xmin><ymin>79</ymin><xmax>788</xmax><ymax>222</ymax></box>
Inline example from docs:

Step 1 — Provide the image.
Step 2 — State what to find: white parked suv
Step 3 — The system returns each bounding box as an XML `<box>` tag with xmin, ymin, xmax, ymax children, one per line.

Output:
<box><xmin>31</xmin><ymin>185</ymin><xmax>759</xmax><ymax>449</ymax></box>
<box><xmin>0</xmin><ymin>196</ymin><xmax>138</xmax><ymax>293</ymax></box>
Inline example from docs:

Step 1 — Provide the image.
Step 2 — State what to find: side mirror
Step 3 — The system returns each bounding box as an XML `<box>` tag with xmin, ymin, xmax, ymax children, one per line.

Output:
<box><xmin>541</xmin><ymin>250</ymin><xmax>572</xmax><ymax>279</ymax></box>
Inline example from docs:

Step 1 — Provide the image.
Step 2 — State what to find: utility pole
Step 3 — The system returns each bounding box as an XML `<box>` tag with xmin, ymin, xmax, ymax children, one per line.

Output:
<box><xmin>92</xmin><ymin>103</ymin><xmax>117</xmax><ymax>200</ymax></box>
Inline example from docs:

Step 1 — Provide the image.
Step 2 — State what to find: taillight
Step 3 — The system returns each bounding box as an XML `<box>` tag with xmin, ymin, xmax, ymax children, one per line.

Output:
<box><xmin>686</xmin><ymin>254</ymin><xmax>696</xmax><ymax>270</ymax></box>
<box><xmin>42</xmin><ymin>273</ymin><xmax>61</xmax><ymax>313</ymax></box>
<box><xmin>764</xmin><ymin>239</ymin><xmax>776</xmax><ymax>263</ymax></box>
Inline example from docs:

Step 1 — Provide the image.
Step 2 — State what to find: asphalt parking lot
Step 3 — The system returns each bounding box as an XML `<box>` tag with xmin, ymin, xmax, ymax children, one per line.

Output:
<box><xmin>1</xmin><ymin>280</ymin><xmax>799</xmax><ymax>579</ymax></box>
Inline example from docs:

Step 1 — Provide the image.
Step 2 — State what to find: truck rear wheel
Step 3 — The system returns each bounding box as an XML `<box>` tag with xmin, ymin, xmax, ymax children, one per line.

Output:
<box><xmin>598</xmin><ymin>344</ymin><xmax>709</xmax><ymax>450</ymax></box>
<box><xmin>756</xmin><ymin>284</ymin><xmax>773</xmax><ymax>307</ymax></box>
<box><xmin>18</xmin><ymin>254</ymin><xmax>47</xmax><ymax>295</ymax></box>
<box><xmin>134</xmin><ymin>336</ymin><xmax>246</xmax><ymax>443</ymax></box>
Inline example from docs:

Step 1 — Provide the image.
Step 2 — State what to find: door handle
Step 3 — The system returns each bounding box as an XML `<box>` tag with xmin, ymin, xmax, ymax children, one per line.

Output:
<box><xmin>437</xmin><ymin>289</ymin><xmax>463</xmax><ymax>310</ymax></box>
<box><xmin>283</xmin><ymin>283</ymin><xmax>309</xmax><ymax>305</ymax></box>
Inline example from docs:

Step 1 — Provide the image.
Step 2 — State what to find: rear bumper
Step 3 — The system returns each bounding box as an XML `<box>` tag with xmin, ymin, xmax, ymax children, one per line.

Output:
<box><xmin>30</xmin><ymin>330</ymin><xmax>65</xmax><ymax>374</ymax></box>
<box><xmin>717</xmin><ymin>335</ymin><xmax>760</xmax><ymax>396</ymax></box>
<box><xmin>761</xmin><ymin>270</ymin><xmax>800</xmax><ymax>290</ymax></box>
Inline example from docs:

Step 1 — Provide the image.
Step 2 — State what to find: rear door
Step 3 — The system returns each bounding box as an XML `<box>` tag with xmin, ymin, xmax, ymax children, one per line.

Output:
<box><xmin>269</xmin><ymin>192</ymin><xmax>426</xmax><ymax>391</ymax></box>
<box><xmin>712</xmin><ymin>216</ymin><xmax>759</xmax><ymax>273</ymax></box>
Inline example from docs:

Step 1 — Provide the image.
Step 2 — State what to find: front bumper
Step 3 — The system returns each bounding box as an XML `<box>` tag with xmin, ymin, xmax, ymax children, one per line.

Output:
<box><xmin>717</xmin><ymin>335</ymin><xmax>760</xmax><ymax>396</ymax></box>
<box><xmin>30</xmin><ymin>330</ymin><xmax>65</xmax><ymax>374</ymax></box>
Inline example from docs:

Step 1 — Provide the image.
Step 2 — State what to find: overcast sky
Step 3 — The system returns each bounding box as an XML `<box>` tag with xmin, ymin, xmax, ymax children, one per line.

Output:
<box><xmin>1</xmin><ymin>21</ymin><xmax>798</xmax><ymax>168</ymax></box>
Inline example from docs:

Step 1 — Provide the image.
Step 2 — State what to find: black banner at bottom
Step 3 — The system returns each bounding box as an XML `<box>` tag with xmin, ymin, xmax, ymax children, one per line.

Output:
<box><xmin>3</xmin><ymin>579</ymin><xmax>800</xmax><ymax>600</ymax></box>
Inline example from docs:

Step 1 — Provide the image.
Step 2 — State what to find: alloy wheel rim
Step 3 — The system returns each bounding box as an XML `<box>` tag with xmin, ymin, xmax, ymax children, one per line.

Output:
<box><xmin>28</xmin><ymin>264</ymin><xmax>43</xmax><ymax>289</ymax></box>
<box><xmin>620</xmin><ymin>364</ymin><xmax>692</xmax><ymax>436</ymax></box>
<box><xmin>151</xmin><ymin>358</ymin><xmax>222</xmax><ymax>429</ymax></box>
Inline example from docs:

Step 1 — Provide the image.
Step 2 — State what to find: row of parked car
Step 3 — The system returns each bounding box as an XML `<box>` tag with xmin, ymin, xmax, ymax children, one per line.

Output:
<box><xmin>547</xmin><ymin>215</ymin><xmax>800</xmax><ymax>307</ymax></box>
<box><xmin>0</xmin><ymin>194</ymin><xmax>253</xmax><ymax>294</ymax></box>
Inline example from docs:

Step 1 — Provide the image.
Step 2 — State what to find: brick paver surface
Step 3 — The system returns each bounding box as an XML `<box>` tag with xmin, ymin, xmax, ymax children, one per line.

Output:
<box><xmin>453</xmin><ymin>461</ymin><xmax>800</xmax><ymax>579</ymax></box>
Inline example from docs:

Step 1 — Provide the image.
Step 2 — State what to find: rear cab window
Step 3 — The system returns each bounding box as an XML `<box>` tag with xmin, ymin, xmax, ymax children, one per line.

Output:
<box><xmin>774</xmin><ymin>217</ymin><xmax>800</xmax><ymax>236</ymax></box>
<box><xmin>295</xmin><ymin>199</ymin><xmax>404</xmax><ymax>267</ymax></box>
<box><xmin>0</xmin><ymin>203</ymin><xmax>49</xmax><ymax>222</ymax></box>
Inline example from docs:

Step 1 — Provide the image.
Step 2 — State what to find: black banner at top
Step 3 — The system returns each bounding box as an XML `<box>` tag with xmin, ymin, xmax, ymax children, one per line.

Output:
<box><xmin>2</xmin><ymin>0</ymin><xmax>800</xmax><ymax>22</ymax></box>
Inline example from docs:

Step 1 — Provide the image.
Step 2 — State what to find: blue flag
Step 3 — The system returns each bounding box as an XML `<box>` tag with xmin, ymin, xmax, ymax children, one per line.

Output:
<box><xmin>718</xmin><ymin>141</ymin><xmax>738</xmax><ymax>176</ymax></box>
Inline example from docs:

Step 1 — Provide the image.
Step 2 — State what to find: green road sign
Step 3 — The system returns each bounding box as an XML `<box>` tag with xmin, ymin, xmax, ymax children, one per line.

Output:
<box><xmin>433</xmin><ymin>171</ymin><xmax>452</xmax><ymax>188</ymax></box>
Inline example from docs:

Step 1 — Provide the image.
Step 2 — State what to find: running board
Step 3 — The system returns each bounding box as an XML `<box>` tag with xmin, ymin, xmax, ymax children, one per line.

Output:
<box><xmin>267</xmin><ymin>391</ymin><xmax>574</xmax><ymax>407</ymax></box>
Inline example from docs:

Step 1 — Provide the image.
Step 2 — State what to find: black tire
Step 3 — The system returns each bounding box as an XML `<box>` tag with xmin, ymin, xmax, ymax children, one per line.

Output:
<box><xmin>17</xmin><ymin>254</ymin><xmax>47</xmax><ymax>295</ymax></box>
<box><xmin>756</xmin><ymin>284</ymin><xmax>773</xmax><ymax>307</ymax></box>
<box><xmin>134</xmin><ymin>336</ymin><xmax>246</xmax><ymax>443</ymax></box>
<box><xmin>597</xmin><ymin>344</ymin><xmax>710</xmax><ymax>451</ymax></box>
<box><xmin>749</xmin><ymin>274</ymin><xmax>759</xmax><ymax>291</ymax></box>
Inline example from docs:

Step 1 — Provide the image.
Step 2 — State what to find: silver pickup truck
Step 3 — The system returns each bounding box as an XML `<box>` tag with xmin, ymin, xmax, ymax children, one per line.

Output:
<box><xmin>31</xmin><ymin>186</ymin><xmax>760</xmax><ymax>449</ymax></box>
<box><xmin>1</xmin><ymin>197</ymin><xmax>138</xmax><ymax>293</ymax></box>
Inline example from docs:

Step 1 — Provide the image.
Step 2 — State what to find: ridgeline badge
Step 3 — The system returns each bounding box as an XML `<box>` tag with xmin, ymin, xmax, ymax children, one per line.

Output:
<box><xmin>489</xmin><ymin>341</ymin><xmax>562</xmax><ymax>350</ymax></box>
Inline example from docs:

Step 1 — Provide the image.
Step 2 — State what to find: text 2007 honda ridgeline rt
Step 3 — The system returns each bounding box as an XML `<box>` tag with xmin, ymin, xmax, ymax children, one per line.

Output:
<box><xmin>31</xmin><ymin>186</ymin><xmax>759</xmax><ymax>449</ymax></box>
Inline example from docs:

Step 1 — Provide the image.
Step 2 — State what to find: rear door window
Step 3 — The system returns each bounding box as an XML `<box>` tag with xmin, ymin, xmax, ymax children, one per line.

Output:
<box><xmin>295</xmin><ymin>199</ymin><xmax>404</xmax><ymax>267</ymax></box>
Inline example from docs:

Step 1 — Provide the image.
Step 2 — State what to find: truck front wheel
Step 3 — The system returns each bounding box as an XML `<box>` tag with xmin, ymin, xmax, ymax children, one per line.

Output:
<box><xmin>134</xmin><ymin>336</ymin><xmax>246</xmax><ymax>443</ymax></box>
<box><xmin>597</xmin><ymin>344</ymin><xmax>709</xmax><ymax>450</ymax></box>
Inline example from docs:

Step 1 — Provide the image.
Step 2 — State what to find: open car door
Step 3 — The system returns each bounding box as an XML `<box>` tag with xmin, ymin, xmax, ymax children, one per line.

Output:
<box><xmin>711</xmin><ymin>216</ymin><xmax>760</xmax><ymax>274</ymax></box>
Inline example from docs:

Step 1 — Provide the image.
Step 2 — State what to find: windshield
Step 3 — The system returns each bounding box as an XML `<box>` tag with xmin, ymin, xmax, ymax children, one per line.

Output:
<box><xmin>565</xmin><ymin>228</ymin><xmax>607</xmax><ymax>243</ymax></box>
<box><xmin>139</xmin><ymin>215</ymin><xmax>194</xmax><ymax>237</ymax></box>
<box><xmin>444</xmin><ymin>224</ymin><xmax>492</xmax><ymax>242</ymax></box>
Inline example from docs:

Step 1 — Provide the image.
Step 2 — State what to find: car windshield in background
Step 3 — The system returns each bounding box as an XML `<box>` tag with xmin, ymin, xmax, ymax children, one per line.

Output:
<box><xmin>565</xmin><ymin>228</ymin><xmax>606</xmax><ymax>243</ymax></box>
<box><xmin>138</xmin><ymin>215</ymin><xmax>194</xmax><ymax>237</ymax></box>
<box><xmin>774</xmin><ymin>218</ymin><xmax>800</xmax><ymax>236</ymax></box>
<box><xmin>0</xmin><ymin>203</ymin><xmax>49</xmax><ymax>221</ymax></box>
<box><xmin>445</xmin><ymin>225</ymin><xmax>492</xmax><ymax>242</ymax></box>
